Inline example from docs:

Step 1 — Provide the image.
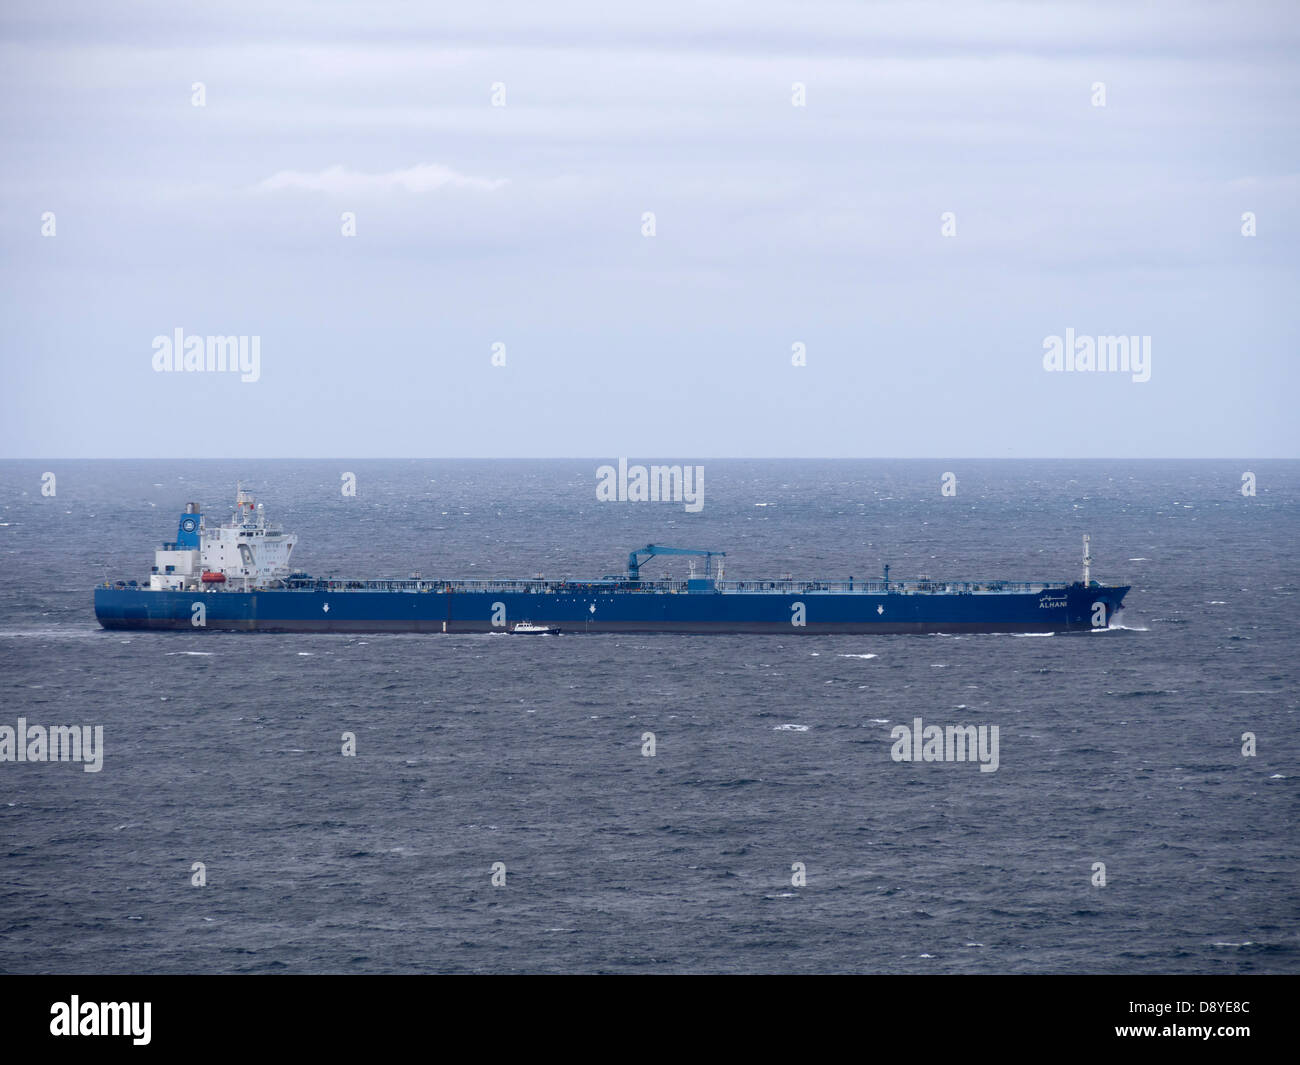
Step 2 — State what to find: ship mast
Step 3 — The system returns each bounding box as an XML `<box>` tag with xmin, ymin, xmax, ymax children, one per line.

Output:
<box><xmin>1082</xmin><ymin>534</ymin><xmax>1092</xmax><ymax>586</ymax></box>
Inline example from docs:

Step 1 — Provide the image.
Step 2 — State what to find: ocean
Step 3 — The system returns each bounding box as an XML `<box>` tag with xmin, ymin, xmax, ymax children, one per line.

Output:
<box><xmin>0</xmin><ymin>459</ymin><xmax>1295</xmax><ymax>974</ymax></box>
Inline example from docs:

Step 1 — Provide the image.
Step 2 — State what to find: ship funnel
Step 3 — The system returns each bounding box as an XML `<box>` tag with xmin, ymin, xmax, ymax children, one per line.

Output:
<box><xmin>176</xmin><ymin>507</ymin><xmax>202</xmax><ymax>549</ymax></box>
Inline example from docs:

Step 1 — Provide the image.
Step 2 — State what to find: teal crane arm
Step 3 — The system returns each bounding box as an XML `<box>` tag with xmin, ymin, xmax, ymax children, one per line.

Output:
<box><xmin>628</xmin><ymin>544</ymin><xmax>725</xmax><ymax>581</ymax></box>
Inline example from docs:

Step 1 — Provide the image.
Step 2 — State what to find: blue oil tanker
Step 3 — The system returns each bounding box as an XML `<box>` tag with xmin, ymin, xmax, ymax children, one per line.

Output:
<box><xmin>93</xmin><ymin>488</ymin><xmax>1130</xmax><ymax>635</ymax></box>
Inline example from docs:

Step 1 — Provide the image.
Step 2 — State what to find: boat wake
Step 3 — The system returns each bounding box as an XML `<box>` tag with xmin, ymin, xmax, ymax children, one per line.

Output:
<box><xmin>0</xmin><ymin>627</ymin><xmax>103</xmax><ymax>639</ymax></box>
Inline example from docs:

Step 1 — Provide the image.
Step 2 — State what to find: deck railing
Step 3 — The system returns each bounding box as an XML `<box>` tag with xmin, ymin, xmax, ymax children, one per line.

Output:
<box><xmin>273</xmin><ymin>575</ymin><xmax>1083</xmax><ymax>595</ymax></box>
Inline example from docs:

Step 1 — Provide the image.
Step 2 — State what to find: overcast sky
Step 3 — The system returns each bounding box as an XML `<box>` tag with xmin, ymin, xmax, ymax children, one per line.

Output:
<box><xmin>2</xmin><ymin>0</ymin><xmax>1297</xmax><ymax>458</ymax></box>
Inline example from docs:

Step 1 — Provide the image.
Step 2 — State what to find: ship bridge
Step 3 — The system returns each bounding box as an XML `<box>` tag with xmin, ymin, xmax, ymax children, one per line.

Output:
<box><xmin>148</xmin><ymin>485</ymin><xmax>297</xmax><ymax>591</ymax></box>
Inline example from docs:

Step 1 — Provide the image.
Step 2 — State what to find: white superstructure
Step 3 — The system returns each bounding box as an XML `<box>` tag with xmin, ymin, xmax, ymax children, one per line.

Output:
<box><xmin>148</xmin><ymin>485</ymin><xmax>297</xmax><ymax>590</ymax></box>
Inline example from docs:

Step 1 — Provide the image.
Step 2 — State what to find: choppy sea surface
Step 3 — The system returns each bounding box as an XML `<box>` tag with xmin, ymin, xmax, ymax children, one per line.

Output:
<box><xmin>0</xmin><ymin>459</ymin><xmax>1296</xmax><ymax>974</ymax></box>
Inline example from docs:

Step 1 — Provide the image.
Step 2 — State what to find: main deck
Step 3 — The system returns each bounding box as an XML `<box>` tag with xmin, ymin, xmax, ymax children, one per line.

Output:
<box><xmin>95</xmin><ymin>576</ymin><xmax>1130</xmax><ymax>634</ymax></box>
<box><xmin>254</xmin><ymin>575</ymin><xmax>1081</xmax><ymax>597</ymax></box>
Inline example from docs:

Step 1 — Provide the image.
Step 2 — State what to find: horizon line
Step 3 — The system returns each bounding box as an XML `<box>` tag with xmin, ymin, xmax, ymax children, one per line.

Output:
<box><xmin>1</xmin><ymin>456</ymin><xmax>1296</xmax><ymax>463</ymax></box>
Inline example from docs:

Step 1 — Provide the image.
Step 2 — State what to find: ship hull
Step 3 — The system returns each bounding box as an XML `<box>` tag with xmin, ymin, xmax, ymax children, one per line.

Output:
<box><xmin>94</xmin><ymin>584</ymin><xmax>1129</xmax><ymax>635</ymax></box>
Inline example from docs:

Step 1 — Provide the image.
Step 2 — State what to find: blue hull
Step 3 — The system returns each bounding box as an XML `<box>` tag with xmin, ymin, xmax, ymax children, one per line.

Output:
<box><xmin>94</xmin><ymin>583</ymin><xmax>1129</xmax><ymax>635</ymax></box>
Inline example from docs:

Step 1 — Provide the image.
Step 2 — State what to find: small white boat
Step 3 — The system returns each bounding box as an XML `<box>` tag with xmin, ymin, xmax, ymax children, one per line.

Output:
<box><xmin>511</xmin><ymin>620</ymin><xmax>560</xmax><ymax>635</ymax></box>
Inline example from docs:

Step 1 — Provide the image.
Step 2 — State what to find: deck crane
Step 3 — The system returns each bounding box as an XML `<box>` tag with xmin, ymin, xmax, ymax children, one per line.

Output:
<box><xmin>627</xmin><ymin>544</ymin><xmax>726</xmax><ymax>582</ymax></box>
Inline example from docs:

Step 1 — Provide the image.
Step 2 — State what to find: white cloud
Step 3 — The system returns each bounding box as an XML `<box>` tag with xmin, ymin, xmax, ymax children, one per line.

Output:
<box><xmin>256</xmin><ymin>163</ymin><xmax>508</xmax><ymax>195</ymax></box>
